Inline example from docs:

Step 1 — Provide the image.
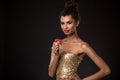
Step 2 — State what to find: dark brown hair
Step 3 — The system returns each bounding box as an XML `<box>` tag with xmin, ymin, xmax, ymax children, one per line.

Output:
<box><xmin>59</xmin><ymin>0</ymin><xmax>80</xmax><ymax>22</ymax></box>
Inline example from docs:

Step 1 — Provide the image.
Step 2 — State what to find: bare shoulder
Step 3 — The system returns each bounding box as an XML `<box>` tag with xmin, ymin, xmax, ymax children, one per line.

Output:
<box><xmin>80</xmin><ymin>42</ymin><xmax>96</xmax><ymax>55</ymax></box>
<box><xmin>78</xmin><ymin>41</ymin><xmax>92</xmax><ymax>52</ymax></box>
<box><xmin>81</xmin><ymin>42</ymin><xmax>89</xmax><ymax>48</ymax></box>
<box><xmin>77</xmin><ymin>40</ymin><xmax>89</xmax><ymax>47</ymax></box>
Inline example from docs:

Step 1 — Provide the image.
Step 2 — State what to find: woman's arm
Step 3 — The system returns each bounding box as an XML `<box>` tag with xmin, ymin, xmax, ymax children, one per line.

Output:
<box><xmin>48</xmin><ymin>54</ymin><xmax>59</xmax><ymax>77</ymax></box>
<box><xmin>82</xmin><ymin>42</ymin><xmax>111</xmax><ymax>80</ymax></box>
<box><xmin>48</xmin><ymin>42</ymin><xmax>60</xmax><ymax>77</ymax></box>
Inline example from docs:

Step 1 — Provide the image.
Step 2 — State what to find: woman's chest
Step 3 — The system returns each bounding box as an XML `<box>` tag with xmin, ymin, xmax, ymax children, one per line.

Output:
<box><xmin>60</xmin><ymin>42</ymin><xmax>84</xmax><ymax>54</ymax></box>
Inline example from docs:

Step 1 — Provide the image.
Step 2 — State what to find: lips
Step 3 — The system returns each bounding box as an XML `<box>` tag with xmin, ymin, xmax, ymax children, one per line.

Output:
<box><xmin>64</xmin><ymin>30</ymin><xmax>70</xmax><ymax>33</ymax></box>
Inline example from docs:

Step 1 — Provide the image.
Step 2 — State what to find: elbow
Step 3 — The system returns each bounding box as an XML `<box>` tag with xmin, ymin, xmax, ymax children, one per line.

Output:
<box><xmin>48</xmin><ymin>68</ymin><xmax>54</xmax><ymax>78</ymax></box>
<box><xmin>102</xmin><ymin>66</ymin><xmax>111</xmax><ymax>76</ymax></box>
<box><xmin>105</xmin><ymin>67</ymin><xmax>111</xmax><ymax>75</ymax></box>
<box><xmin>48</xmin><ymin>71</ymin><xmax>54</xmax><ymax>78</ymax></box>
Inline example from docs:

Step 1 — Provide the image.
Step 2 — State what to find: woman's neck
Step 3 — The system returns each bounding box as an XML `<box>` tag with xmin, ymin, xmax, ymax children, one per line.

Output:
<box><xmin>65</xmin><ymin>31</ymin><xmax>81</xmax><ymax>42</ymax></box>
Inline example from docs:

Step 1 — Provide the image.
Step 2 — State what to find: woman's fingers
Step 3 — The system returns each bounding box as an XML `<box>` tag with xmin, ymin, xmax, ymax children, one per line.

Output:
<box><xmin>70</xmin><ymin>73</ymin><xmax>80</xmax><ymax>80</ymax></box>
<box><xmin>54</xmin><ymin>46</ymin><xmax>59</xmax><ymax>53</ymax></box>
<box><xmin>52</xmin><ymin>42</ymin><xmax>59</xmax><ymax>55</ymax></box>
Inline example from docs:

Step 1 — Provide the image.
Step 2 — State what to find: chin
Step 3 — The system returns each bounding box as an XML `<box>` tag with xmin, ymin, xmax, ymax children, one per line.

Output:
<box><xmin>64</xmin><ymin>33</ymin><xmax>71</xmax><ymax>36</ymax></box>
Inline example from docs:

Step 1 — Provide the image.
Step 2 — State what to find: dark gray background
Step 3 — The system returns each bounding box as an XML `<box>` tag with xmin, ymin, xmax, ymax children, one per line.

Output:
<box><xmin>0</xmin><ymin>0</ymin><xmax>119</xmax><ymax>80</ymax></box>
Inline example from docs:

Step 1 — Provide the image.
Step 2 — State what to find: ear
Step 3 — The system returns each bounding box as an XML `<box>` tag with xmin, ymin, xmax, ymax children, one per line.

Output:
<box><xmin>76</xmin><ymin>20</ymin><xmax>80</xmax><ymax>27</ymax></box>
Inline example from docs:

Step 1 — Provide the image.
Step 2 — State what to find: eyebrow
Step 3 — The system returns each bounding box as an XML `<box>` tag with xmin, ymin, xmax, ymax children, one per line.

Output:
<box><xmin>61</xmin><ymin>20</ymin><xmax>72</xmax><ymax>23</ymax></box>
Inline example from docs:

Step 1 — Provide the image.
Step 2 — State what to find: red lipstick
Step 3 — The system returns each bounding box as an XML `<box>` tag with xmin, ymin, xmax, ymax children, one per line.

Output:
<box><xmin>64</xmin><ymin>30</ymin><xmax>70</xmax><ymax>33</ymax></box>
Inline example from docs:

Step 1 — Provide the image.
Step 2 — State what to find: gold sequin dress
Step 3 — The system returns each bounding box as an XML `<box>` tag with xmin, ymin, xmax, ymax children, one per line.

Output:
<box><xmin>56</xmin><ymin>45</ymin><xmax>84</xmax><ymax>80</ymax></box>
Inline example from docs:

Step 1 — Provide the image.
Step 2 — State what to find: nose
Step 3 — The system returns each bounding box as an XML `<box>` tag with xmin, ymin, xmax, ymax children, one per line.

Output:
<box><xmin>63</xmin><ymin>23</ymin><xmax>68</xmax><ymax>29</ymax></box>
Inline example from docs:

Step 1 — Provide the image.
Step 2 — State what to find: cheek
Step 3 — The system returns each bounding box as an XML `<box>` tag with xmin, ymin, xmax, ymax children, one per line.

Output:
<box><xmin>61</xmin><ymin>26</ymin><xmax>64</xmax><ymax>30</ymax></box>
<box><xmin>68</xmin><ymin>24</ymin><xmax>75</xmax><ymax>30</ymax></box>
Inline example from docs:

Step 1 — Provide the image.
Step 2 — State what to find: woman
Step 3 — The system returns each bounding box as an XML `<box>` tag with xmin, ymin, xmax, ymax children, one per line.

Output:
<box><xmin>48</xmin><ymin>0</ymin><xmax>111</xmax><ymax>80</ymax></box>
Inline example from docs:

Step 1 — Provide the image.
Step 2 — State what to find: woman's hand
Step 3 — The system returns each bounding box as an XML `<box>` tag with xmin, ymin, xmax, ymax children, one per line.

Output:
<box><xmin>52</xmin><ymin>42</ymin><xmax>60</xmax><ymax>56</ymax></box>
<box><xmin>70</xmin><ymin>73</ymin><xmax>81</xmax><ymax>80</ymax></box>
<box><xmin>51</xmin><ymin>39</ymin><xmax>62</xmax><ymax>56</ymax></box>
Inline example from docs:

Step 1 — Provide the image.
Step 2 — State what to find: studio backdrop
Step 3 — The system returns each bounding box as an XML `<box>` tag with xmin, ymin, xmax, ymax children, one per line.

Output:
<box><xmin>0</xmin><ymin>0</ymin><xmax>118</xmax><ymax>80</ymax></box>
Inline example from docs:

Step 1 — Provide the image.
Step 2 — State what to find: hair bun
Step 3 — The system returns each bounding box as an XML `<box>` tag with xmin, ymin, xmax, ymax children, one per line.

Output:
<box><xmin>59</xmin><ymin>0</ymin><xmax>80</xmax><ymax>22</ymax></box>
<box><xmin>65</xmin><ymin>0</ymin><xmax>79</xmax><ymax>11</ymax></box>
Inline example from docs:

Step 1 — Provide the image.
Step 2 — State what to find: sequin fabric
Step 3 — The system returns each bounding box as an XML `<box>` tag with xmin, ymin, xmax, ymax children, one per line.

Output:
<box><xmin>56</xmin><ymin>46</ymin><xmax>84</xmax><ymax>80</ymax></box>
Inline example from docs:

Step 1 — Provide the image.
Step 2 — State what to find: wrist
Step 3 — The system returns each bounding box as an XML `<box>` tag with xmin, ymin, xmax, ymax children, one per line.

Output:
<box><xmin>54</xmin><ymin>54</ymin><xmax>59</xmax><ymax>58</ymax></box>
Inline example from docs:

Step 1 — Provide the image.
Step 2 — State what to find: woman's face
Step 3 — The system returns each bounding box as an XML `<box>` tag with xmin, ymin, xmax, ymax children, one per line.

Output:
<box><xmin>60</xmin><ymin>15</ymin><xmax>79</xmax><ymax>35</ymax></box>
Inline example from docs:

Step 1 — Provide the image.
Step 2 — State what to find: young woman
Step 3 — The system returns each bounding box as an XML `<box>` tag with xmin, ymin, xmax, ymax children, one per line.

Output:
<box><xmin>48</xmin><ymin>0</ymin><xmax>111</xmax><ymax>80</ymax></box>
